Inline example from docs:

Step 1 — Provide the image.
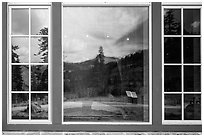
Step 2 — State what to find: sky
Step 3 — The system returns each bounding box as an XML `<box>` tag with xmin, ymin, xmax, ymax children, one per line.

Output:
<box><xmin>11</xmin><ymin>8</ymin><xmax>49</xmax><ymax>63</ymax></box>
<box><xmin>63</xmin><ymin>7</ymin><xmax>149</xmax><ymax>63</ymax></box>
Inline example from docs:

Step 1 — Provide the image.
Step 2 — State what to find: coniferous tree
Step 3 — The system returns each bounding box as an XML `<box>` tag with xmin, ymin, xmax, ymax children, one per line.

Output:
<box><xmin>93</xmin><ymin>46</ymin><xmax>106</xmax><ymax>95</ymax></box>
<box><xmin>12</xmin><ymin>45</ymin><xmax>23</xmax><ymax>91</ymax></box>
<box><xmin>164</xmin><ymin>9</ymin><xmax>181</xmax><ymax>34</ymax></box>
<box><xmin>37</xmin><ymin>27</ymin><xmax>48</xmax><ymax>63</ymax></box>
<box><xmin>31</xmin><ymin>27</ymin><xmax>48</xmax><ymax>91</ymax></box>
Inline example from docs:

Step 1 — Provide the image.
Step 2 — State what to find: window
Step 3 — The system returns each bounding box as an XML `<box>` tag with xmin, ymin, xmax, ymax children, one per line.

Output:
<box><xmin>162</xmin><ymin>6</ymin><xmax>201</xmax><ymax>124</ymax></box>
<box><xmin>62</xmin><ymin>5</ymin><xmax>152</xmax><ymax>124</ymax></box>
<box><xmin>2</xmin><ymin>2</ymin><xmax>202</xmax><ymax>132</ymax></box>
<box><xmin>8</xmin><ymin>6</ymin><xmax>51</xmax><ymax>124</ymax></box>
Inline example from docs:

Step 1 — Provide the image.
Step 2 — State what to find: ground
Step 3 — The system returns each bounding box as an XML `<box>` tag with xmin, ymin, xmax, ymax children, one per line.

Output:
<box><xmin>63</xmin><ymin>96</ymin><xmax>149</xmax><ymax>122</ymax></box>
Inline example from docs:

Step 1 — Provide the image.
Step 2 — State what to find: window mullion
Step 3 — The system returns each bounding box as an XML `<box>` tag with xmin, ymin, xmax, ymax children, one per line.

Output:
<box><xmin>28</xmin><ymin>7</ymin><xmax>31</xmax><ymax>121</ymax></box>
<box><xmin>181</xmin><ymin>7</ymin><xmax>184</xmax><ymax>121</ymax></box>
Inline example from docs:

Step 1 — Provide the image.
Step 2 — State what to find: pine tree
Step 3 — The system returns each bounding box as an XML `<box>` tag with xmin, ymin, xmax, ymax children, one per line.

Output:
<box><xmin>93</xmin><ymin>46</ymin><xmax>106</xmax><ymax>95</ymax></box>
<box><xmin>12</xmin><ymin>45</ymin><xmax>23</xmax><ymax>91</ymax></box>
<box><xmin>164</xmin><ymin>9</ymin><xmax>181</xmax><ymax>34</ymax></box>
<box><xmin>31</xmin><ymin>28</ymin><xmax>48</xmax><ymax>91</ymax></box>
<box><xmin>36</xmin><ymin>27</ymin><xmax>48</xmax><ymax>63</ymax></box>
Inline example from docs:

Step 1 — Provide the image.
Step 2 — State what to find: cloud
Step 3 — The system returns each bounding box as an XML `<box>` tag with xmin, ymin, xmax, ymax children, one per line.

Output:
<box><xmin>12</xmin><ymin>8</ymin><xmax>49</xmax><ymax>35</ymax></box>
<box><xmin>191</xmin><ymin>21</ymin><xmax>200</xmax><ymax>28</ymax></box>
<box><xmin>115</xmin><ymin>19</ymin><xmax>149</xmax><ymax>49</ymax></box>
<box><xmin>89</xmin><ymin>31</ymin><xmax>114</xmax><ymax>40</ymax></box>
<box><xmin>12</xmin><ymin>9</ymin><xmax>29</xmax><ymax>35</ymax></box>
<box><xmin>31</xmin><ymin>37</ymin><xmax>45</xmax><ymax>63</ymax></box>
<box><xmin>63</xmin><ymin>7</ymin><xmax>149</xmax><ymax>63</ymax></box>
<box><xmin>11</xmin><ymin>37</ymin><xmax>29</xmax><ymax>63</ymax></box>
<box><xmin>31</xmin><ymin>9</ymin><xmax>49</xmax><ymax>35</ymax></box>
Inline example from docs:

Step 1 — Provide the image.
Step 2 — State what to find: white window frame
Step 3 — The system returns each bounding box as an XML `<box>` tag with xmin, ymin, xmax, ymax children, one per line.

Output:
<box><xmin>61</xmin><ymin>3</ymin><xmax>152</xmax><ymax>125</ymax></box>
<box><xmin>7</xmin><ymin>5</ymin><xmax>51</xmax><ymax>124</ymax></box>
<box><xmin>162</xmin><ymin>5</ymin><xmax>202</xmax><ymax>125</ymax></box>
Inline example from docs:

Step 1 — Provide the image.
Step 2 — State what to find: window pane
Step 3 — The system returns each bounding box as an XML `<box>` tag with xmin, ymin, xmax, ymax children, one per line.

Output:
<box><xmin>164</xmin><ymin>9</ymin><xmax>181</xmax><ymax>35</ymax></box>
<box><xmin>31</xmin><ymin>65</ymin><xmax>48</xmax><ymax>91</ymax></box>
<box><xmin>31</xmin><ymin>37</ymin><xmax>48</xmax><ymax>63</ymax></box>
<box><xmin>184</xmin><ymin>66</ymin><xmax>201</xmax><ymax>92</ymax></box>
<box><xmin>12</xmin><ymin>93</ymin><xmax>29</xmax><ymax>119</ymax></box>
<box><xmin>31</xmin><ymin>9</ymin><xmax>49</xmax><ymax>35</ymax></box>
<box><xmin>183</xmin><ymin>9</ymin><xmax>200</xmax><ymax>35</ymax></box>
<box><xmin>11</xmin><ymin>9</ymin><xmax>29</xmax><ymax>35</ymax></box>
<box><xmin>31</xmin><ymin>93</ymin><xmax>48</xmax><ymax>119</ymax></box>
<box><xmin>63</xmin><ymin>7</ymin><xmax>149</xmax><ymax>122</ymax></box>
<box><xmin>11</xmin><ymin>37</ymin><xmax>29</xmax><ymax>63</ymax></box>
<box><xmin>12</xmin><ymin>65</ymin><xmax>29</xmax><ymax>91</ymax></box>
<box><xmin>164</xmin><ymin>94</ymin><xmax>182</xmax><ymax>120</ymax></box>
<box><xmin>164</xmin><ymin>66</ymin><xmax>181</xmax><ymax>92</ymax></box>
<box><xmin>164</xmin><ymin>37</ymin><xmax>181</xmax><ymax>63</ymax></box>
<box><xmin>184</xmin><ymin>94</ymin><xmax>201</xmax><ymax>120</ymax></box>
<box><xmin>184</xmin><ymin>37</ymin><xmax>200</xmax><ymax>63</ymax></box>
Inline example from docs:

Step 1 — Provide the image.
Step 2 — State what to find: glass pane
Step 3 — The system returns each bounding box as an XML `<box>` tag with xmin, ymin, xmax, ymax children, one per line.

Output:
<box><xmin>63</xmin><ymin>7</ymin><xmax>149</xmax><ymax>122</ymax></box>
<box><xmin>184</xmin><ymin>66</ymin><xmax>201</xmax><ymax>92</ymax></box>
<box><xmin>31</xmin><ymin>37</ymin><xmax>48</xmax><ymax>63</ymax></box>
<box><xmin>164</xmin><ymin>66</ymin><xmax>181</xmax><ymax>92</ymax></box>
<box><xmin>31</xmin><ymin>93</ymin><xmax>48</xmax><ymax>119</ymax></box>
<box><xmin>183</xmin><ymin>9</ymin><xmax>200</xmax><ymax>35</ymax></box>
<box><xmin>31</xmin><ymin>65</ymin><xmax>48</xmax><ymax>91</ymax></box>
<box><xmin>164</xmin><ymin>94</ymin><xmax>181</xmax><ymax>120</ymax></box>
<box><xmin>184</xmin><ymin>94</ymin><xmax>201</xmax><ymax>120</ymax></box>
<box><xmin>184</xmin><ymin>37</ymin><xmax>200</xmax><ymax>63</ymax></box>
<box><xmin>12</xmin><ymin>65</ymin><xmax>29</xmax><ymax>91</ymax></box>
<box><xmin>31</xmin><ymin>9</ymin><xmax>49</xmax><ymax>35</ymax></box>
<box><xmin>12</xmin><ymin>93</ymin><xmax>29</xmax><ymax>119</ymax></box>
<box><xmin>164</xmin><ymin>37</ymin><xmax>181</xmax><ymax>63</ymax></box>
<box><xmin>11</xmin><ymin>37</ymin><xmax>29</xmax><ymax>63</ymax></box>
<box><xmin>164</xmin><ymin>9</ymin><xmax>181</xmax><ymax>35</ymax></box>
<box><xmin>11</xmin><ymin>9</ymin><xmax>29</xmax><ymax>35</ymax></box>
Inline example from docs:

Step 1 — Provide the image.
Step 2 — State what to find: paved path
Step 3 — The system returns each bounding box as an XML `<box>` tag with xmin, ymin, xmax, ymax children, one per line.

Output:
<box><xmin>64</xmin><ymin>101</ymin><xmax>128</xmax><ymax>118</ymax></box>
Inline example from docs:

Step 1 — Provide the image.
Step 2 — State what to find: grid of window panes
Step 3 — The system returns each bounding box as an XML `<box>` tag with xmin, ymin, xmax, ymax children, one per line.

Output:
<box><xmin>163</xmin><ymin>7</ymin><xmax>201</xmax><ymax>122</ymax></box>
<box><xmin>9</xmin><ymin>6</ymin><xmax>50</xmax><ymax>123</ymax></box>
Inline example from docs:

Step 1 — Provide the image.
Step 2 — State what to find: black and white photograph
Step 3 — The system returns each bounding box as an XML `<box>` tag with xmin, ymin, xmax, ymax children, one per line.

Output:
<box><xmin>1</xmin><ymin>1</ymin><xmax>202</xmax><ymax>135</ymax></box>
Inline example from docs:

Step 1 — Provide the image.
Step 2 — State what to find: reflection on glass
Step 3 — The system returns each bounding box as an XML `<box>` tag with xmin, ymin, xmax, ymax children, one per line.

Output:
<box><xmin>31</xmin><ymin>37</ymin><xmax>48</xmax><ymax>63</ymax></box>
<box><xmin>63</xmin><ymin>7</ymin><xmax>149</xmax><ymax>122</ymax></box>
<box><xmin>164</xmin><ymin>66</ymin><xmax>181</xmax><ymax>92</ymax></box>
<box><xmin>184</xmin><ymin>66</ymin><xmax>200</xmax><ymax>92</ymax></box>
<box><xmin>164</xmin><ymin>94</ymin><xmax>181</xmax><ymax>120</ymax></box>
<box><xmin>12</xmin><ymin>93</ymin><xmax>29</xmax><ymax>119</ymax></box>
<box><xmin>31</xmin><ymin>93</ymin><xmax>48</xmax><ymax>119</ymax></box>
<box><xmin>184</xmin><ymin>94</ymin><xmax>201</xmax><ymax>120</ymax></box>
<box><xmin>31</xmin><ymin>65</ymin><xmax>48</xmax><ymax>91</ymax></box>
<box><xmin>11</xmin><ymin>37</ymin><xmax>29</xmax><ymax>63</ymax></box>
<box><xmin>12</xmin><ymin>65</ymin><xmax>29</xmax><ymax>91</ymax></box>
<box><xmin>12</xmin><ymin>9</ymin><xmax>29</xmax><ymax>35</ymax></box>
<box><xmin>183</xmin><ymin>9</ymin><xmax>200</xmax><ymax>35</ymax></box>
<box><xmin>184</xmin><ymin>37</ymin><xmax>200</xmax><ymax>63</ymax></box>
<box><xmin>31</xmin><ymin>9</ymin><xmax>49</xmax><ymax>35</ymax></box>
<box><xmin>164</xmin><ymin>9</ymin><xmax>181</xmax><ymax>35</ymax></box>
<box><xmin>164</xmin><ymin>37</ymin><xmax>181</xmax><ymax>63</ymax></box>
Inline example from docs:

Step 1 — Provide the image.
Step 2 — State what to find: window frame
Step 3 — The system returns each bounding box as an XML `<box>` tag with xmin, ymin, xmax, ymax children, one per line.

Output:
<box><xmin>2</xmin><ymin>2</ymin><xmax>202</xmax><ymax>132</ymax></box>
<box><xmin>7</xmin><ymin>5</ymin><xmax>52</xmax><ymax>124</ymax></box>
<box><xmin>162</xmin><ymin>5</ymin><xmax>202</xmax><ymax>125</ymax></box>
<box><xmin>61</xmin><ymin>3</ymin><xmax>152</xmax><ymax>125</ymax></box>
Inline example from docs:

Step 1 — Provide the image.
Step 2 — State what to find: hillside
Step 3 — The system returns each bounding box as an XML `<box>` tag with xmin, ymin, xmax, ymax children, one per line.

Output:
<box><xmin>63</xmin><ymin>49</ymin><xmax>148</xmax><ymax>98</ymax></box>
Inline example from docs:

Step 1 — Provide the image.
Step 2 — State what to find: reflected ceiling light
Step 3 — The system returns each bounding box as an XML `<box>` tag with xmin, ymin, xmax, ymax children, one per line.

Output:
<box><xmin>86</xmin><ymin>35</ymin><xmax>89</xmax><ymax>38</ymax></box>
<box><xmin>127</xmin><ymin>38</ymin><xmax>129</xmax><ymax>41</ymax></box>
<box><xmin>106</xmin><ymin>35</ymin><xmax>110</xmax><ymax>38</ymax></box>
